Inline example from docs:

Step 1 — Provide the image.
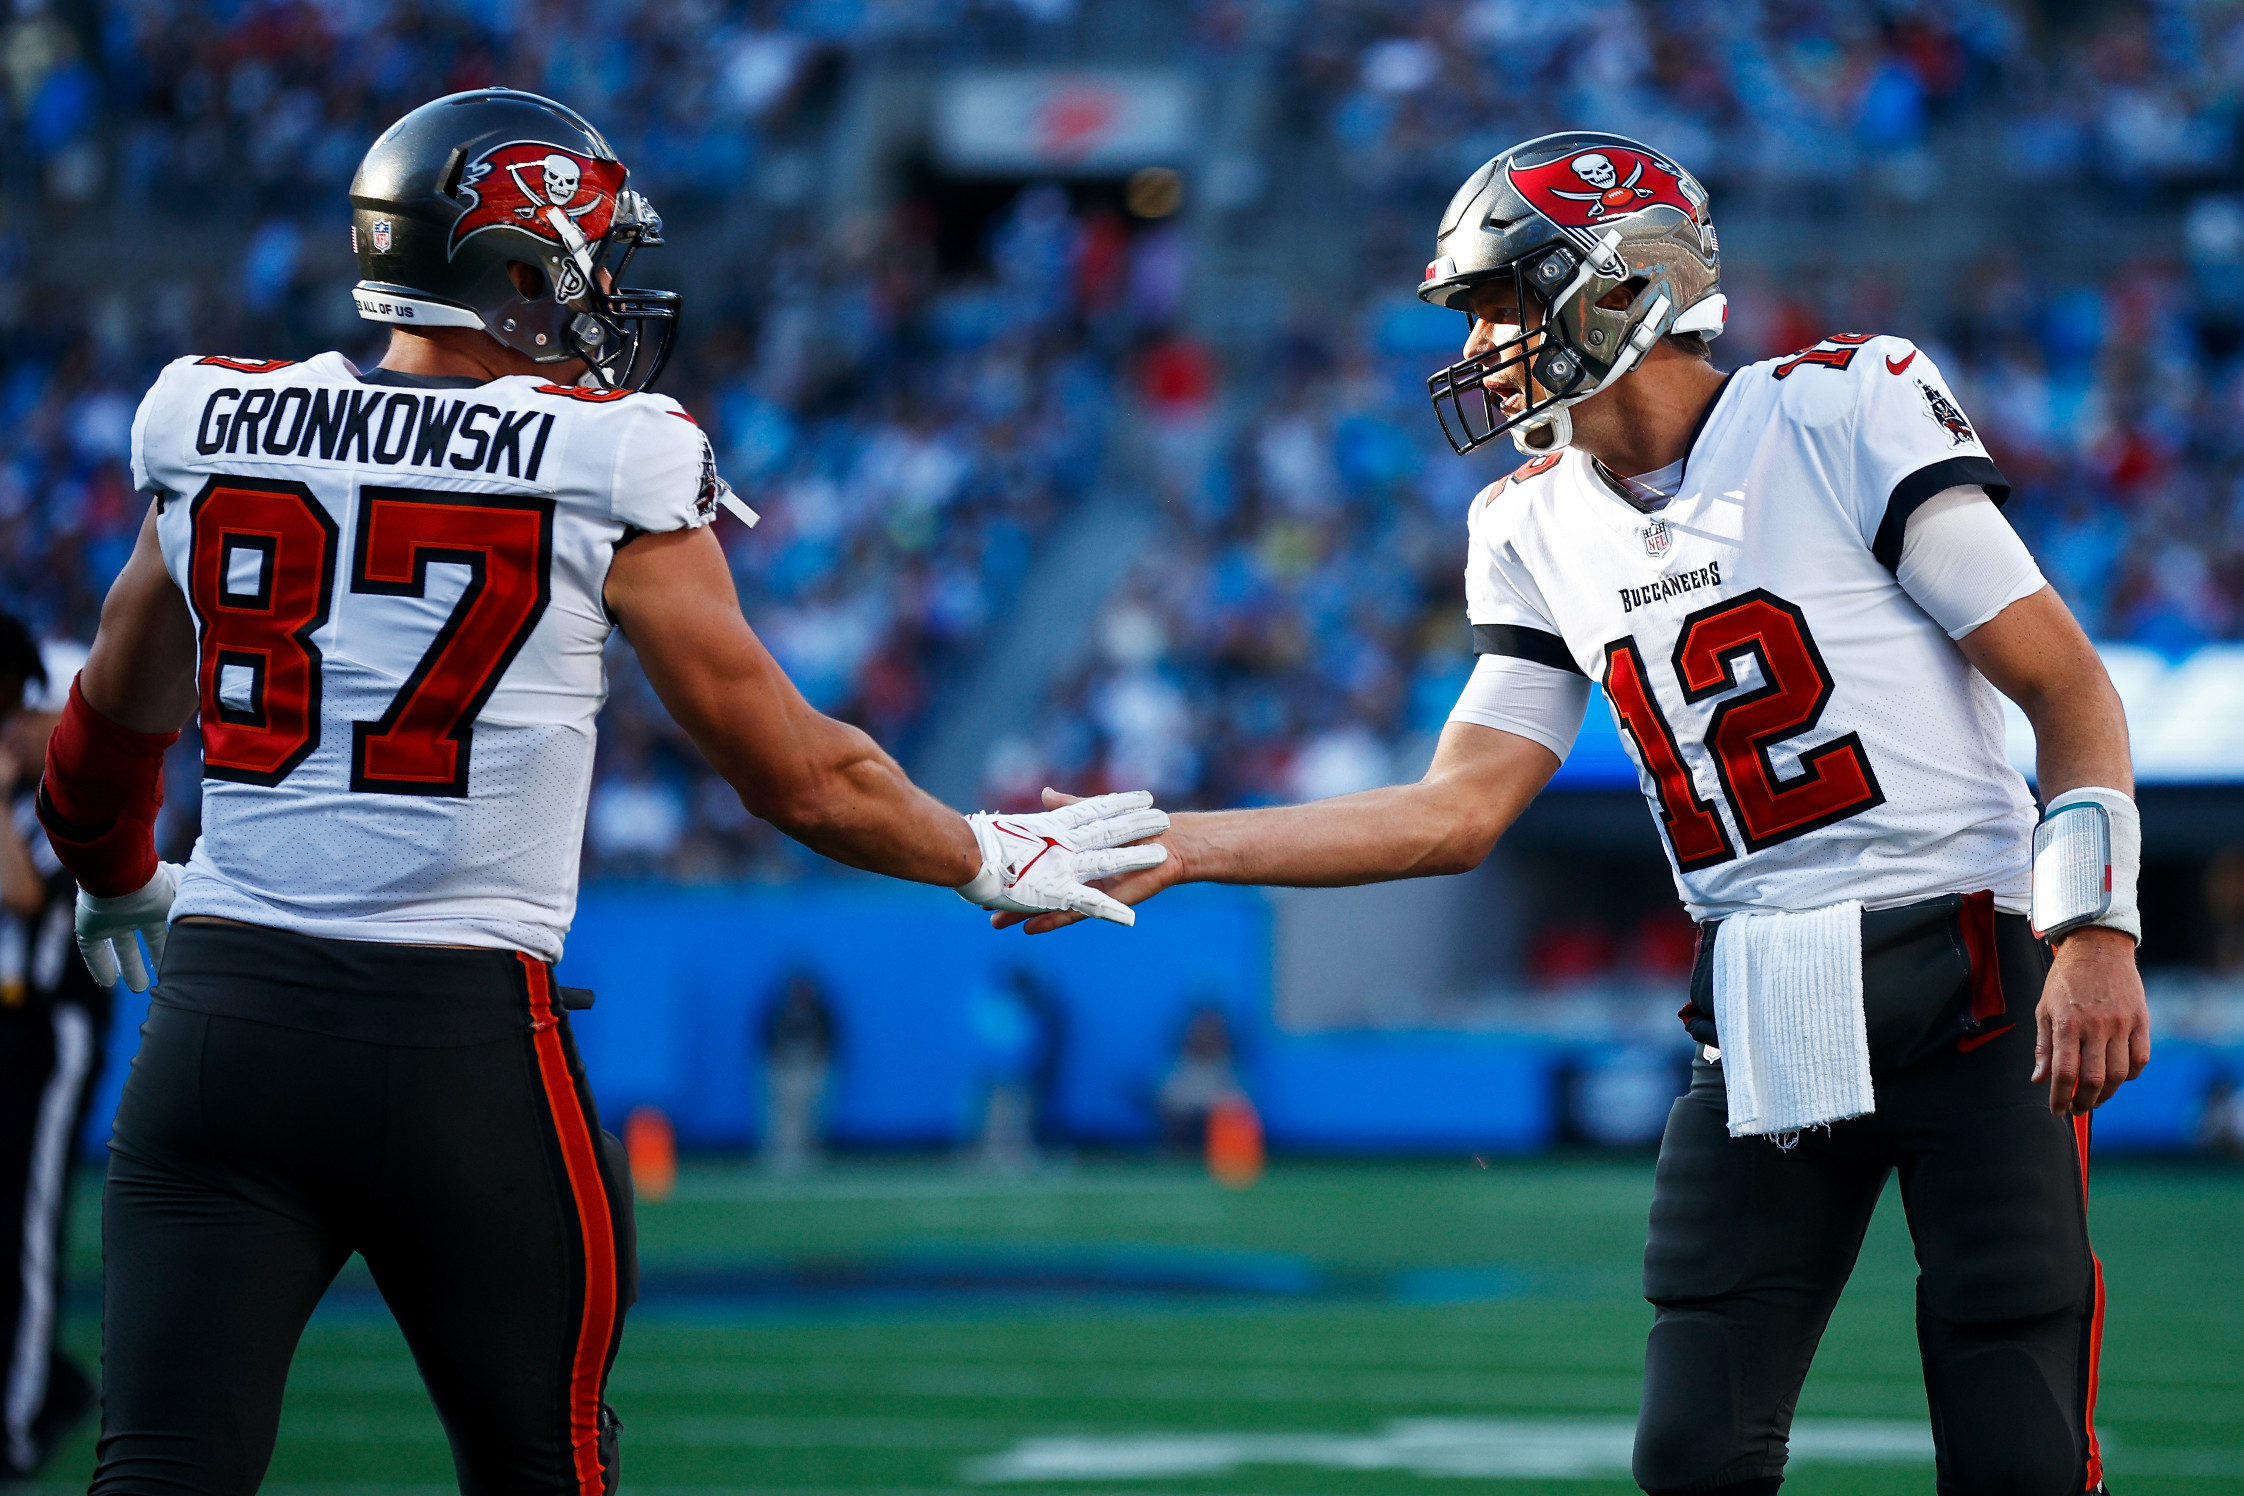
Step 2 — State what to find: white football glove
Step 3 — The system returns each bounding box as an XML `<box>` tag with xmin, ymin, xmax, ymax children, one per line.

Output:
<box><xmin>957</xmin><ymin>791</ymin><xmax>1170</xmax><ymax>927</ymax></box>
<box><xmin>77</xmin><ymin>862</ymin><xmax>182</xmax><ymax>993</ymax></box>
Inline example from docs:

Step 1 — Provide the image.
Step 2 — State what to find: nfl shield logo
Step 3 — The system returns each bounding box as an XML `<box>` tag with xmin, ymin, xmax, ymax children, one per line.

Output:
<box><xmin>371</xmin><ymin>220</ymin><xmax>393</xmax><ymax>253</ymax></box>
<box><xmin>1641</xmin><ymin>519</ymin><xmax>1671</xmax><ymax>557</ymax></box>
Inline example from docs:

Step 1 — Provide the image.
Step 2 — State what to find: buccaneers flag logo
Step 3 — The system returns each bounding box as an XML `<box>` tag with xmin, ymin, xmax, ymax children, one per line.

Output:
<box><xmin>1508</xmin><ymin>147</ymin><xmax>1698</xmax><ymax>230</ymax></box>
<box><xmin>447</xmin><ymin>141</ymin><xmax>627</xmax><ymax>267</ymax></box>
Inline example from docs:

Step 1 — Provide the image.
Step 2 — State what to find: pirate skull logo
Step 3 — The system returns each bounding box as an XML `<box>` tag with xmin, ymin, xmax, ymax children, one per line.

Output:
<box><xmin>540</xmin><ymin>153</ymin><xmax>580</xmax><ymax>208</ymax></box>
<box><xmin>1546</xmin><ymin>151</ymin><xmax>1660</xmax><ymax>219</ymax></box>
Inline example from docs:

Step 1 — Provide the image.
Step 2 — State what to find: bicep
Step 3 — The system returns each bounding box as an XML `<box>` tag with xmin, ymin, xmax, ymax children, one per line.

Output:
<box><xmin>601</xmin><ymin>526</ymin><xmax>830</xmax><ymax>793</ymax></box>
<box><xmin>1422</xmin><ymin>714</ymin><xmax>1565</xmax><ymax>831</ymax></box>
<box><xmin>81</xmin><ymin>501</ymin><xmax>198</xmax><ymax>732</ymax></box>
<box><xmin>1954</xmin><ymin>583</ymin><xmax>2102</xmax><ymax>707</ymax></box>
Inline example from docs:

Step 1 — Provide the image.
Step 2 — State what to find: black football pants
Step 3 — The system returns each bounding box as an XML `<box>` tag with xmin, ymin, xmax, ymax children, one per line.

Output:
<box><xmin>1634</xmin><ymin>897</ymin><xmax>2105</xmax><ymax>1496</ymax></box>
<box><xmin>93</xmin><ymin>922</ymin><xmax>636</xmax><ymax>1496</ymax></box>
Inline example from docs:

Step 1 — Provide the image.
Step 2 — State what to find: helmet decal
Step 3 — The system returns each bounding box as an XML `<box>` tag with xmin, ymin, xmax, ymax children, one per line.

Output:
<box><xmin>446</xmin><ymin>140</ymin><xmax>628</xmax><ymax>262</ymax></box>
<box><xmin>1507</xmin><ymin>145</ymin><xmax>1696</xmax><ymax>231</ymax></box>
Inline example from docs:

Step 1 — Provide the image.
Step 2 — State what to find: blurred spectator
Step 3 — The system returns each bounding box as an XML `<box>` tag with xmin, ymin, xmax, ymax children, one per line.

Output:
<box><xmin>2198</xmin><ymin>1076</ymin><xmax>2244</xmax><ymax>1159</ymax></box>
<box><xmin>2206</xmin><ymin>848</ymin><xmax>2244</xmax><ymax>974</ymax></box>
<box><xmin>758</xmin><ymin>971</ymin><xmax>838</xmax><ymax>1175</ymax></box>
<box><xmin>1155</xmin><ymin>1004</ymin><xmax>1246</xmax><ymax>1150</ymax></box>
<box><xmin>965</xmin><ymin>968</ymin><xmax>1066</xmax><ymax>1171</ymax></box>
<box><xmin>20</xmin><ymin>0</ymin><xmax>2244</xmax><ymax>906</ymax></box>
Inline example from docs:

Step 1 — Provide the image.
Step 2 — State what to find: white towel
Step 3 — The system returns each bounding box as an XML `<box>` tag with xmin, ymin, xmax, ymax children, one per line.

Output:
<box><xmin>1711</xmin><ymin>900</ymin><xmax>1873</xmax><ymax>1138</ymax></box>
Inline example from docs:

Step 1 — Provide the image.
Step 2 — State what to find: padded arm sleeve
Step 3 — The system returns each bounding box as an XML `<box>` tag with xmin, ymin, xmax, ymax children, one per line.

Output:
<box><xmin>1895</xmin><ymin>485</ymin><xmax>2047</xmax><ymax>639</ymax></box>
<box><xmin>1447</xmin><ymin>653</ymin><xmax>1591</xmax><ymax>761</ymax></box>
<box><xmin>36</xmin><ymin>678</ymin><xmax>181</xmax><ymax>898</ymax></box>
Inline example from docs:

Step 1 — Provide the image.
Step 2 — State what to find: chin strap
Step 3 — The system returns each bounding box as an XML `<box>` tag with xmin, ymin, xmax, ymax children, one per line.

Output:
<box><xmin>1510</xmin><ymin>287</ymin><xmax>1674</xmax><ymax>457</ymax></box>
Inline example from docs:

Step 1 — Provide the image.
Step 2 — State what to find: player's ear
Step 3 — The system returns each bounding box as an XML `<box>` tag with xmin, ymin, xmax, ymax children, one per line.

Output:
<box><xmin>507</xmin><ymin>261</ymin><xmax>548</xmax><ymax>300</ymax></box>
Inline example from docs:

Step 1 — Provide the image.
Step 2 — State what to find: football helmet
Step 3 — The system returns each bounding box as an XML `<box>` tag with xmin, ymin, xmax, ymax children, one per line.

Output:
<box><xmin>349</xmin><ymin>88</ymin><xmax>677</xmax><ymax>390</ymax></box>
<box><xmin>1417</xmin><ymin>131</ymin><xmax>1724</xmax><ymax>456</ymax></box>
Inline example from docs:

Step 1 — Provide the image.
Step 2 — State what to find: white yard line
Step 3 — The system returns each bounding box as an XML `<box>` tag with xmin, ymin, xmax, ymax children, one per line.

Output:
<box><xmin>964</xmin><ymin>1417</ymin><xmax>1937</xmax><ymax>1481</ymax></box>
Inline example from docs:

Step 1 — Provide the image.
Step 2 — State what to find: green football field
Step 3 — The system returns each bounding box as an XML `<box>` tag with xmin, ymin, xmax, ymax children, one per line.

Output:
<box><xmin>32</xmin><ymin>1156</ymin><xmax>2244</xmax><ymax>1493</ymax></box>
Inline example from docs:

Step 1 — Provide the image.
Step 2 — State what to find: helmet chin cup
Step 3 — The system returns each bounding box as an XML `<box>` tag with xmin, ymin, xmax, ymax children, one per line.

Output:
<box><xmin>1512</xmin><ymin>408</ymin><xmax>1571</xmax><ymax>456</ymax></box>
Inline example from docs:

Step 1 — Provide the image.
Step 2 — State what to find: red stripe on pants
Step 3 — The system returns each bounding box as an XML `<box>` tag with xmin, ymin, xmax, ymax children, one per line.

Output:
<box><xmin>520</xmin><ymin>953</ymin><xmax>618</xmax><ymax>1496</ymax></box>
<box><xmin>2072</xmin><ymin>1113</ymin><xmax>2106</xmax><ymax>1490</ymax></box>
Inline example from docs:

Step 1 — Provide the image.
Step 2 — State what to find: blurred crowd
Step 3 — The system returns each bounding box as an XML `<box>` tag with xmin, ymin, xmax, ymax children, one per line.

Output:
<box><xmin>7</xmin><ymin>0</ymin><xmax>2244</xmax><ymax>890</ymax></box>
<box><xmin>1279</xmin><ymin>0</ymin><xmax>2244</xmax><ymax>201</ymax></box>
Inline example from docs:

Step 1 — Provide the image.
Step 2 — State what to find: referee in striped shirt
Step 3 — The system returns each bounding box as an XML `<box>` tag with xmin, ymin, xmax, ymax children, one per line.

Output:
<box><xmin>0</xmin><ymin>613</ymin><xmax>104</xmax><ymax>1478</ymax></box>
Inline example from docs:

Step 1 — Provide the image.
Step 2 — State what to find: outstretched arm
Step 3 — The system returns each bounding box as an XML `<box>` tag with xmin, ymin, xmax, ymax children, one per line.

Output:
<box><xmin>1958</xmin><ymin>584</ymin><xmax>2147</xmax><ymax>1116</ymax></box>
<box><xmin>997</xmin><ymin>720</ymin><xmax>1561</xmax><ymax>933</ymax></box>
<box><xmin>605</xmin><ymin>525</ymin><xmax>981</xmax><ymax>886</ymax></box>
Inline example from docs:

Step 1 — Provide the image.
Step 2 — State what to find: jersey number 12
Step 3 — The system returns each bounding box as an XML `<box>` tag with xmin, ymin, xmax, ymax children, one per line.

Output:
<box><xmin>1602</xmin><ymin>589</ymin><xmax>1884</xmax><ymax>870</ymax></box>
<box><xmin>186</xmin><ymin>477</ymin><xmax>555</xmax><ymax>796</ymax></box>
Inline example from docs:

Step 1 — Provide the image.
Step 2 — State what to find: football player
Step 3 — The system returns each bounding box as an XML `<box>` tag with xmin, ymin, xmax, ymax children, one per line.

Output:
<box><xmin>38</xmin><ymin>89</ymin><xmax>1166</xmax><ymax>1494</ymax></box>
<box><xmin>1006</xmin><ymin>132</ymin><xmax>2144</xmax><ymax>1496</ymax></box>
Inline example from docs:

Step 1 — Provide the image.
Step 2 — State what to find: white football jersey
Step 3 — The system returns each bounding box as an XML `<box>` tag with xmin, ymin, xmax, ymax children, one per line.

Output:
<box><xmin>1463</xmin><ymin>334</ymin><xmax>2038</xmax><ymax>920</ymax></box>
<box><xmin>133</xmin><ymin>351</ymin><xmax>723</xmax><ymax>960</ymax></box>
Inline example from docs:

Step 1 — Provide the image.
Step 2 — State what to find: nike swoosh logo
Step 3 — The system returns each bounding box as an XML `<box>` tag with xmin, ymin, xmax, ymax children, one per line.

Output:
<box><xmin>1956</xmin><ymin>1022</ymin><xmax>2015</xmax><ymax>1053</ymax></box>
<box><xmin>1885</xmin><ymin>351</ymin><xmax>1916</xmax><ymax>375</ymax></box>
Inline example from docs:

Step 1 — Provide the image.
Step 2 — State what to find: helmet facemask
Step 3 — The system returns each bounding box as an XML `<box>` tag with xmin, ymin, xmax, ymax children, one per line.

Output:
<box><xmin>1427</xmin><ymin>230</ymin><xmax>1674</xmax><ymax>457</ymax></box>
<box><xmin>493</xmin><ymin>189</ymin><xmax>678</xmax><ymax>390</ymax></box>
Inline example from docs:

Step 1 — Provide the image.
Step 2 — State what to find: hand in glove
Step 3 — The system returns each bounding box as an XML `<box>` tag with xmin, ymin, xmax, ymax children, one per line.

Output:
<box><xmin>957</xmin><ymin>791</ymin><xmax>1169</xmax><ymax>927</ymax></box>
<box><xmin>77</xmin><ymin>861</ymin><xmax>181</xmax><ymax>992</ymax></box>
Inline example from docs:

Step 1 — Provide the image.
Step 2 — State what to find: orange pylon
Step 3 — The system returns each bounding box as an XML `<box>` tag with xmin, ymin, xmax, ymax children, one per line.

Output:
<box><xmin>1206</xmin><ymin>1097</ymin><xmax>1264</xmax><ymax>1188</ymax></box>
<box><xmin>625</xmin><ymin>1104</ymin><xmax>677</xmax><ymax>1202</ymax></box>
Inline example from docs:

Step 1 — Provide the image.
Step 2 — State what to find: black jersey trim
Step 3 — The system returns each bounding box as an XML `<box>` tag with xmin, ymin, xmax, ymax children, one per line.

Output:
<box><xmin>1871</xmin><ymin>455</ymin><xmax>2011</xmax><ymax>573</ymax></box>
<box><xmin>358</xmin><ymin>368</ymin><xmax>487</xmax><ymax>390</ymax></box>
<box><xmin>1471</xmin><ymin>623</ymin><xmax>1584</xmax><ymax>676</ymax></box>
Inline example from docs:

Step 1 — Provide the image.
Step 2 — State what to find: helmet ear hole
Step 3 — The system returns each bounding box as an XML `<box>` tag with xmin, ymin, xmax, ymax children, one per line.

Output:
<box><xmin>507</xmin><ymin>262</ymin><xmax>549</xmax><ymax>301</ymax></box>
<box><xmin>1597</xmin><ymin>276</ymin><xmax>1647</xmax><ymax>312</ymax></box>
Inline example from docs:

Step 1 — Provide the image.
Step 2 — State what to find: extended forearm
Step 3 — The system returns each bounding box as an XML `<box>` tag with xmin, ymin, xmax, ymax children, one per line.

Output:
<box><xmin>756</xmin><ymin>716</ymin><xmax>980</xmax><ymax>886</ymax></box>
<box><xmin>682</xmin><ymin>673</ymin><xmax>975</xmax><ymax>886</ymax></box>
<box><xmin>2019</xmin><ymin>671</ymin><xmax>2131</xmax><ymax>799</ymax></box>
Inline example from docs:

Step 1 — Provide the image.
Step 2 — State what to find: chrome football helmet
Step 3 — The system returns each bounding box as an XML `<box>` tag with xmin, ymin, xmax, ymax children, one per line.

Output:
<box><xmin>1417</xmin><ymin>131</ymin><xmax>1724</xmax><ymax>456</ymax></box>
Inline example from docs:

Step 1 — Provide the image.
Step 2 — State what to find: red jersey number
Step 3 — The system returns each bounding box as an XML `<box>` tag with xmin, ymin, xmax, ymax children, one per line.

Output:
<box><xmin>185</xmin><ymin>481</ymin><xmax>553</xmax><ymax>796</ymax></box>
<box><xmin>1674</xmin><ymin>590</ymin><xmax>1884</xmax><ymax>851</ymax></box>
<box><xmin>349</xmin><ymin>488</ymin><xmax>555</xmax><ymax>796</ymax></box>
<box><xmin>1602</xmin><ymin>637</ymin><xmax>1735</xmax><ymax>871</ymax></box>
<box><xmin>1603</xmin><ymin>589</ymin><xmax>1883</xmax><ymax>867</ymax></box>
<box><xmin>187</xmin><ymin>478</ymin><xmax>339</xmax><ymax>786</ymax></box>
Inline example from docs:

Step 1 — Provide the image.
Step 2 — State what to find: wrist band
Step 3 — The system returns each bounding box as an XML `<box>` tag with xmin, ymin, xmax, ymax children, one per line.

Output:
<box><xmin>2030</xmin><ymin>786</ymin><xmax>2140</xmax><ymax>944</ymax></box>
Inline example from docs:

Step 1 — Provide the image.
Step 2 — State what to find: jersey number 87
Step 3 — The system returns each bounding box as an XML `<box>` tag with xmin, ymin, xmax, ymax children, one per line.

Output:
<box><xmin>184</xmin><ymin>476</ymin><xmax>555</xmax><ymax>797</ymax></box>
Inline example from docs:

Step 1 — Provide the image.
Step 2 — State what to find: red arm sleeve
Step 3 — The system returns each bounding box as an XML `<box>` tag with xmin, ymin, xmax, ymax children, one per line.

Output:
<box><xmin>35</xmin><ymin>677</ymin><xmax>181</xmax><ymax>898</ymax></box>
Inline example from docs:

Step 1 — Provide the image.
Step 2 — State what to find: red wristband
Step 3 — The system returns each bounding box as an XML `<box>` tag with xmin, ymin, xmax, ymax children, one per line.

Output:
<box><xmin>36</xmin><ymin>677</ymin><xmax>180</xmax><ymax>898</ymax></box>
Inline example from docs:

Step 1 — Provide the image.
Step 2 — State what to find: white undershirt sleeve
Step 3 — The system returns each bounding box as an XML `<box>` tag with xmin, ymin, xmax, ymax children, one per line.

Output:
<box><xmin>1896</xmin><ymin>484</ymin><xmax>2048</xmax><ymax>639</ymax></box>
<box><xmin>1447</xmin><ymin>653</ymin><xmax>1592</xmax><ymax>761</ymax></box>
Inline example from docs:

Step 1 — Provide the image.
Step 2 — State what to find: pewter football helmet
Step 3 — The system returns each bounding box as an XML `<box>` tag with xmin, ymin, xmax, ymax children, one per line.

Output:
<box><xmin>1417</xmin><ymin>131</ymin><xmax>1724</xmax><ymax>455</ymax></box>
<box><xmin>349</xmin><ymin>89</ymin><xmax>677</xmax><ymax>390</ymax></box>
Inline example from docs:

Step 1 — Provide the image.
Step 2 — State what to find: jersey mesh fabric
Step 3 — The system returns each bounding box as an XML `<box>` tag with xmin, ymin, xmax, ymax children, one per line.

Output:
<box><xmin>138</xmin><ymin>351</ymin><xmax>720</xmax><ymax>960</ymax></box>
<box><xmin>1463</xmin><ymin>336</ymin><xmax>2035</xmax><ymax>920</ymax></box>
